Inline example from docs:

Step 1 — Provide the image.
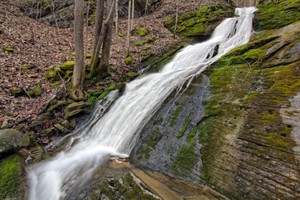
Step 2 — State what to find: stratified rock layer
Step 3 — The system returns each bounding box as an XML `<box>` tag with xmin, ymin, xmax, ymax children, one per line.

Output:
<box><xmin>132</xmin><ymin>1</ymin><xmax>300</xmax><ymax>199</ymax></box>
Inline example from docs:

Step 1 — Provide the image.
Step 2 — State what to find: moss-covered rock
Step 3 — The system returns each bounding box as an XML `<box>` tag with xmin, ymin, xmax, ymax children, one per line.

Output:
<box><xmin>0</xmin><ymin>155</ymin><xmax>22</xmax><ymax>200</ymax></box>
<box><xmin>9</xmin><ymin>87</ymin><xmax>24</xmax><ymax>97</ymax></box>
<box><xmin>254</xmin><ymin>0</ymin><xmax>300</xmax><ymax>31</ymax></box>
<box><xmin>60</xmin><ymin>61</ymin><xmax>75</xmax><ymax>71</ymax></box>
<box><xmin>4</xmin><ymin>47</ymin><xmax>14</xmax><ymax>52</ymax></box>
<box><xmin>125</xmin><ymin>56</ymin><xmax>133</xmax><ymax>65</ymax></box>
<box><xmin>87</xmin><ymin>173</ymin><xmax>157</xmax><ymax>200</ymax></box>
<box><xmin>164</xmin><ymin>4</ymin><xmax>234</xmax><ymax>37</ymax></box>
<box><xmin>27</xmin><ymin>84</ymin><xmax>42</xmax><ymax>97</ymax></box>
<box><xmin>199</xmin><ymin>21</ymin><xmax>300</xmax><ymax>199</ymax></box>
<box><xmin>136</xmin><ymin>27</ymin><xmax>149</xmax><ymax>37</ymax></box>
<box><xmin>0</xmin><ymin>129</ymin><xmax>30</xmax><ymax>154</ymax></box>
<box><xmin>64</xmin><ymin>101</ymin><xmax>88</xmax><ymax>119</ymax></box>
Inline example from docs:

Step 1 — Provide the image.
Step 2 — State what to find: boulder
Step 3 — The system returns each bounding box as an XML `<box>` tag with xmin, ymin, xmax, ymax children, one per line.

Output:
<box><xmin>0</xmin><ymin>129</ymin><xmax>30</xmax><ymax>154</ymax></box>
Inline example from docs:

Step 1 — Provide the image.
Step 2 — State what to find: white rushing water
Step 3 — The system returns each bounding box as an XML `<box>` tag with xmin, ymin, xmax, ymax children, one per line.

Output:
<box><xmin>28</xmin><ymin>7</ymin><xmax>257</xmax><ymax>200</ymax></box>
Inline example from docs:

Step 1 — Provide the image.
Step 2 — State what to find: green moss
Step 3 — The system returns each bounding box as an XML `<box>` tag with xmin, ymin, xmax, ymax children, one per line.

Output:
<box><xmin>145</xmin><ymin>35</ymin><xmax>156</xmax><ymax>43</ymax></box>
<box><xmin>4</xmin><ymin>47</ymin><xmax>14</xmax><ymax>52</ymax></box>
<box><xmin>126</xmin><ymin>71</ymin><xmax>137</xmax><ymax>78</ymax></box>
<box><xmin>172</xmin><ymin>143</ymin><xmax>197</xmax><ymax>176</ymax></box>
<box><xmin>170</xmin><ymin>103</ymin><xmax>184</xmax><ymax>126</ymax></box>
<box><xmin>97</xmin><ymin>91</ymin><xmax>108</xmax><ymax>100</ymax></box>
<box><xmin>27</xmin><ymin>84</ymin><xmax>42</xmax><ymax>97</ymax></box>
<box><xmin>125</xmin><ymin>56</ymin><xmax>133</xmax><ymax>65</ymax></box>
<box><xmin>137</xmin><ymin>129</ymin><xmax>162</xmax><ymax>159</ymax></box>
<box><xmin>50</xmin><ymin>81</ymin><xmax>61</xmax><ymax>87</ymax></box>
<box><xmin>45</xmin><ymin>68</ymin><xmax>58</xmax><ymax>80</ymax></box>
<box><xmin>177</xmin><ymin>112</ymin><xmax>192</xmax><ymax>138</ymax></box>
<box><xmin>136</xmin><ymin>27</ymin><xmax>149</xmax><ymax>37</ymax></box>
<box><xmin>254</xmin><ymin>0</ymin><xmax>300</xmax><ymax>30</ymax></box>
<box><xmin>0</xmin><ymin>155</ymin><xmax>21</xmax><ymax>199</ymax></box>
<box><xmin>10</xmin><ymin>87</ymin><xmax>24</xmax><ymax>97</ymax></box>
<box><xmin>108</xmin><ymin>83</ymin><xmax>117</xmax><ymax>91</ymax></box>
<box><xmin>134</xmin><ymin>40</ymin><xmax>144</xmax><ymax>46</ymax></box>
<box><xmin>60</xmin><ymin>61</ymin><xmax>75</xmax><ymax>70</ymax></box>
<box><xmin>164</xmin><ymin>4</ymin><xmax>234</xmax><ymax>36</ymax></box>
<box><xmin>20</xmin><ymin>66</ymin><xmax>28</xmax><ymax>72</ymax></box>
<box><xmin>198</xmin><ymin>117</ymin><xmax>217</xmax><ymax>144</ymax></box>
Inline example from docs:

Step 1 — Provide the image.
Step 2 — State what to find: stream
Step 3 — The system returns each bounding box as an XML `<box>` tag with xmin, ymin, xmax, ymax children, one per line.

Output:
<box><xmin>28</xmin><ymin>7</ymin><xmax>257</xmax><ymax>200</ymax></box>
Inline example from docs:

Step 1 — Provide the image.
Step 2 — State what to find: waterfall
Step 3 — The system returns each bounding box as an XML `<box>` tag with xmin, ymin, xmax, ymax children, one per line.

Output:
<box><xmin>27</xmin><ymin>7</ymin><xmax>257</xmax><ymax>200</ymax></box>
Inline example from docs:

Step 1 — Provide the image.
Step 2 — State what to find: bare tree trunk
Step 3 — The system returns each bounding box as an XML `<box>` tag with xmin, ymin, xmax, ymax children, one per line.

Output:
<box><xmin>174</xmin><ymin>0</ymin><xmax>178</xmax><ymax>38</ymax></box>
<box><xmin>100</xmin><ymin>0</ymin><xmax>115</xmax><ymax>75</ymax></box>
<box><xmin>126</xmin><ymin>0</ymin><xmax>132</xmax><ymax>49</ymax></box>
<box><xmin>115</xmin><ymin>0</ymin><xmax>119</xmax><ymax>33</ymax></box>
<box><xmin>145</xmin><ymin>0</ymin><xmax>148</xmax><ymax>15</ymax></box>
<box><xmin>131</xmin><ymin>0</ymin><xmax>135</xmax><ymax>31</ymax></box>
<box><xmin>85</xmin><ymin>0</ymin><xmax>91</xmax><ymax>52</ymax></box>
<box><xmin>71</xmin><ymin>0</ymin><xmax>85</xmax><ymax>100</ymax></box>
<box><xmin>90</xmin><ymin>0</ymin><xmax>105</xmax><ymax>76</ymax></box>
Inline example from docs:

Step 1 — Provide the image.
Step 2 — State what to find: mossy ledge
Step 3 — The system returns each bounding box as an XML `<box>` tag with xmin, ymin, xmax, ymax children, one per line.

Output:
<box><xmin>0</xmin><ymin>155</ymin><xmax>22</xmax><ymax>200</ymax></box>
<box><xmin>200</xmin><ymin>20</ymin><xmax>300</xmax><ymax>199</ymax></box>
<box><xmin>164</xmin><ymin>4</ymin><xmax>234</xmax><ymax>37</ymax></box>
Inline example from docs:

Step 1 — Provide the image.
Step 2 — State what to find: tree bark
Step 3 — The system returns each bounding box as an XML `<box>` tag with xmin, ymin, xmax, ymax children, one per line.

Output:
<box><xmin>145</xmin><ymin>0</ymin><xmax>148</xmax><ymax>15</ymax></box>
<box><xmin>71</xmin><ymin>0</ymin><xmax>85</xmax><ymax>100</ymax></box>
<box><xmin>115</xmin><ymin>0</ymin><xmax>119</xmax><ymax>33</ymax></box>
<box><xmin>90</xmin><ymin>0</ymin><xmax>105</xmax><ymax>76</ymax></box>
<box><xmin>126</xmin><ymin>0</ymin><xmax>132</xmax><ymax>49</ymax></box>
<box><xmin>131</xmin><ymin>0</ymin><xmax>134</xmax><ymax>31</ymax></box>
<box><xmin>100</xmin><ymin>0</ymin><xmax>115</xmax><ymax>74</ymax></box>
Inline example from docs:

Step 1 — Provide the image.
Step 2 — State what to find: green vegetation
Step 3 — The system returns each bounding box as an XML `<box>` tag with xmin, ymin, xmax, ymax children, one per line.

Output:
<box><xmin>254</xmin><ymin>0</ymin><xmax>300</xmax><ymax>30</ymax></box>
<box><xmin>199</xmin><ymin>21</ymin><xmax>300</xmax><ymax>188</ymax></box>
<box><xmin>172</xmin><ymin>143</ymin><xmax>197</xmax><ymax>176</ymax></box>
<box><xmin>137</xmin><ymin>129</ymin><xmax>162</xmax><ymax>159</ymax></box>
<box><xmin>60</xmin><ymin>61</ymin><xmax>75</xmax><ymax>70</ymax></box>
<box><xmin>125</xmin><ymin>56</ymin><xmax>133</xmax><ymax>65</ymax></box>
<box><xmin>170</xmin><ymin>103</ymin><xmax>184</xmax><ymax>126</ymax></box>
<box><xmin>164</xmin><ymin>4</ymin><xmax>234</xmax><ymax>36</ymax></box>
<box><xmin>27</xmin><ymin>84</ymin><xmax>42</xmax><ymax>97</ymax></box>
<box><xmin>136</xmin><ymin>27</ymin><xmax>149</xmax><ymax>37</ymax></box>
<box><xmin>177</xmin><ymin>112</ymin><xmax>192</xmax><ymax>138</ymax></box>
<box><xmin>4</xmin><ymin>47</ymin><xmax>14</xmax><ymax>52</ymax></box>
<box><xmin>0</xmin><ymin>155</ymin><xmax>21</xmax><ymax>199</ymax></box>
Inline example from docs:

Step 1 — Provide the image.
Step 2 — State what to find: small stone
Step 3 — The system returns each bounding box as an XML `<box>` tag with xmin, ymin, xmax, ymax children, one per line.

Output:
<box><xmin>9</xmin><ymin>87</ymin><xmax>24</xmax><ymax>97</ymax></box>
<box><xmin>54</xmin><ymin>123</ymin><xmax>69</xmax><ymax>134</ymax></box>
<box><xmin>27</xmin><ymin>84</ymin><xmax>42</xmax><ymax>97</ymax></box>
<box><xmin>0</xmin><ymin>129</ymin><xmax>30</xmax><ymax>154</ymax></box>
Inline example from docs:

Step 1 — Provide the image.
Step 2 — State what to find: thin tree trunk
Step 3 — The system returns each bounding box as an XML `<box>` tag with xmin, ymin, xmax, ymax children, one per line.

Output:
<box><xmin>90</xmin><ymin>0</ymin><xmax>105</xmax><ymax>76</ymax></box>
<box><xmin>174</xmin><ymin>0</ymin><xmax>178</xmax><ymax>38</ymax></box>
<box><xmin>100</xmin><ymin>0</ymin><xmax>115</xmax><ymax>74</ymax></box>
<box><xmin>115</xmin><ymin>0</ymin><xmax>119</xmax><ymax>33</ymax></box>
<box><xmin>145</xmin><ymin>0</ymin><xmax>148</xmax><ymax>15</ymax></box>
<box><xmin>72</xmin><ymin>0</ymin><xmax>85</xmax><ymax>100</ymax></box>
<box><xmin>126</xmin><ymin>0</ymin><xmax>132</xmax><ymax>49</ymax></box>
<box><xmin>85</xmin><ymin>0</ymin><xmax>91</xmax><ymax>52</ymax></box>
<box><xmin>131</xmin><ymin>0</ymin><xmax>134</xmax><ymax>31</ymax></box>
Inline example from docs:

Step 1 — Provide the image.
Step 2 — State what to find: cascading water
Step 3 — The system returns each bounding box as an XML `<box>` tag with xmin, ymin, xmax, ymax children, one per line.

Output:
<box><xmin>28</xmin><ymin>7</ymin><xmax>257</xmax><ymax>200</ymax></box>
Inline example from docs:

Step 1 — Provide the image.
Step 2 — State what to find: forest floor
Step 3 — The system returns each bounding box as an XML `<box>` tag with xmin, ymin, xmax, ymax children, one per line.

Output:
<box><xmin>0</xmin><ymin>0</ymin><xmax>214</xmax><ymax>127</ymax></box>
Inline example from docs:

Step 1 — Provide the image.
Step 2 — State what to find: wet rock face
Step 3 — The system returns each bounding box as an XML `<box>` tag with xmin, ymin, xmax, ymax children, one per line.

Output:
<box><xmin>131</xmin><ymin>75</ymin><xmax>210</xmax><ymax>184</ymax></box>
<box><xmin>20</xmin><ymin>0</ymin><xmax>161</xmax><ymax>28</ymax></box>
<box><xmin>198</xmin><ymin>21</ymin><xmax>300</xmax><ymax>200</ymax></box>
<box><xmin>0</xmin><ymin>129</ymin><xmax>29</xmax><ymax>154</ymax></box>
<box><xmin>132</xmin><ymin>1</ymin><xmax>300</xmax><ymax>199</ymax></box>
